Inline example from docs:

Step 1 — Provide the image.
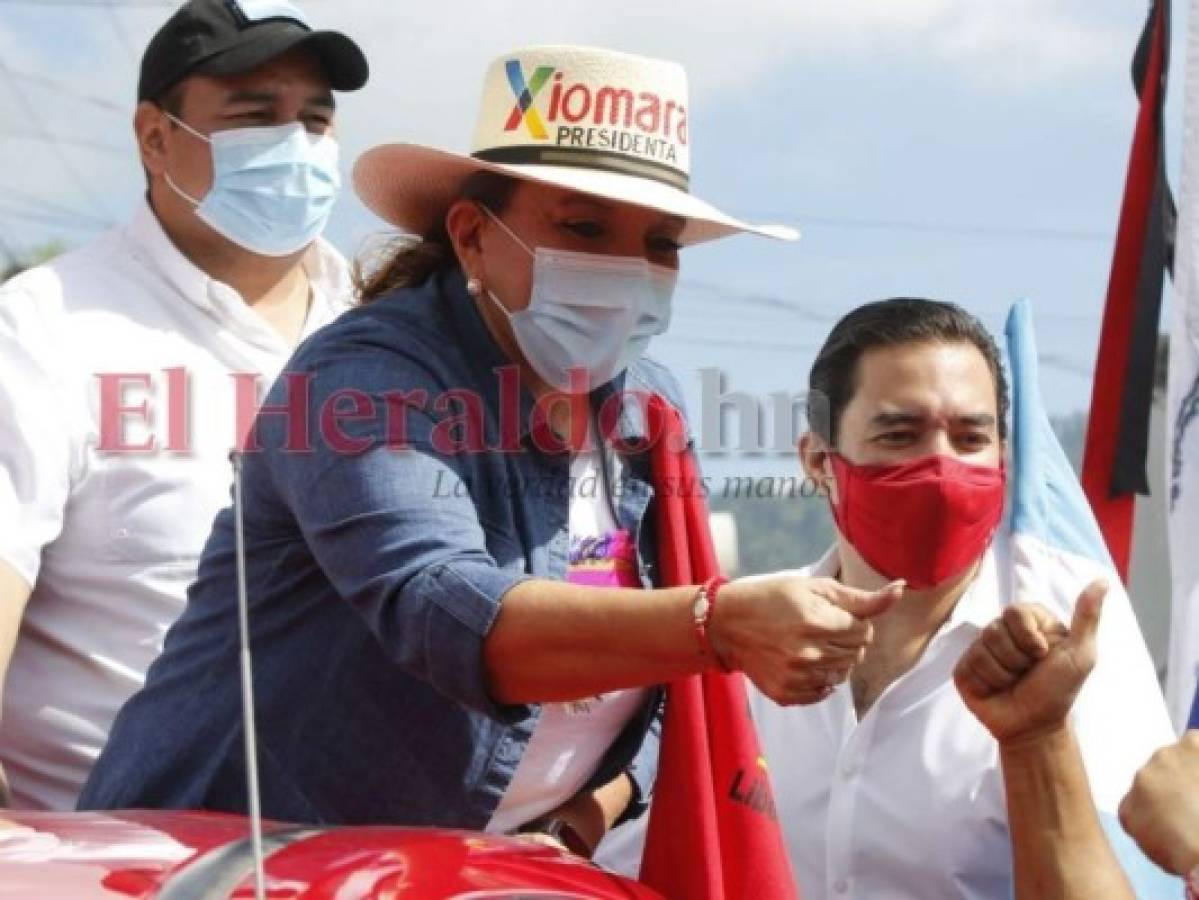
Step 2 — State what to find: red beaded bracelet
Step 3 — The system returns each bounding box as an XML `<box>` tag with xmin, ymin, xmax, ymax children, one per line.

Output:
<box><xmin>692</xmin><ymin>576</ymin><xmax>730</xmax><ymax>671</ymax></box>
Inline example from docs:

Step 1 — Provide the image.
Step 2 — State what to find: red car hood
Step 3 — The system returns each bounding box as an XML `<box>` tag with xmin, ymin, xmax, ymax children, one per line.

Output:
<box><xmin>0</xmin><ymin>810</ymin><xmax>660</xmax><ymax>899</ymax></box>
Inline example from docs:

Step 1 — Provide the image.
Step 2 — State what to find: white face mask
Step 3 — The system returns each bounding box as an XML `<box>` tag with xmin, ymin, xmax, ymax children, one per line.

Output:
<box><xmin>163</xmin><ymin>113</ymin><xmax>341</xmax><ymax>257</ymax></box>
<box><xmin>480</xmin><ymin>206</ymin><xmax>678</xmax><ymax>392</ymax></box>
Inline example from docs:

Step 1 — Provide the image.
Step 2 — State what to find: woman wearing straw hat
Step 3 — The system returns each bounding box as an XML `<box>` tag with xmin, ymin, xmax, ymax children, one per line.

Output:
<box><xmin>80</xmin><ymin>46</ymin><xmax>902</xmax><ymax>854</ymax></box>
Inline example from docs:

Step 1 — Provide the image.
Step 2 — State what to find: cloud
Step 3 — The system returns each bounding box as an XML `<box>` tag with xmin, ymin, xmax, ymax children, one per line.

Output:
<box><xmin>300</xmin><ymin>0</ymin><xmax>1145</xmax><ymax>182</ymax></box>
<box><xmin>313</xmin><ymin>0</ymin><xmax>1139</xmax><ymax>108</ymax></box>
<box><xmin>0</xmin><ymin>0</ymin><xmax>1160</xmax><ymax>427</ymax></box>
<box><xmin>0</xmin><ymin>0</ymin><xmax>1146</xmax><ymax>255</ymax></box>
<box><xmin>579</xmin><ymin>0</ymin><xmax>1137</xmax><ymax>92</ymax></box>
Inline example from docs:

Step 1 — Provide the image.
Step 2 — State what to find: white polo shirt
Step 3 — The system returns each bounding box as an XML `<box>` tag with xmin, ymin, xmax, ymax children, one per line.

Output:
<box><xmin>748</xmin><ymin>533</ymin><xmax>1175</xmax><ymax>900</ymax></box>
<box><xmin>0</xmin><ymin>200</ymin><xmax>351</xmax><ymax>810</ymax></box>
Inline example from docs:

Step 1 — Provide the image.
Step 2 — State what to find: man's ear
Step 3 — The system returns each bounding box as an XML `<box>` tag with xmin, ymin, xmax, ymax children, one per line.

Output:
<box><xmin>799</xmin><ymin>431</ymin><xmax>834</xmax><ymax>492</ymax></box>
<box><xmin>135</xmin><ymin>101</ymin><xmax>170</xmax><ymax>178</ymax></box>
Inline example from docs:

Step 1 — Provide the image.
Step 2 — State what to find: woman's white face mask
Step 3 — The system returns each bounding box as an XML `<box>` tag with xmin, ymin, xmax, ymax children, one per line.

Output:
<box><xmin>480</xmin><ymin>205</ymin><xmax>677</xmax><ymax>392</ymax></box>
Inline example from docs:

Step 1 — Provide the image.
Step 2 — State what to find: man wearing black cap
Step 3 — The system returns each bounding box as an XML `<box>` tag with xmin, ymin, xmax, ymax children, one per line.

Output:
<box><xmin>0</xmin><ymin>0</ymin><xmax>367</xmax><ymax>809</ymax></box>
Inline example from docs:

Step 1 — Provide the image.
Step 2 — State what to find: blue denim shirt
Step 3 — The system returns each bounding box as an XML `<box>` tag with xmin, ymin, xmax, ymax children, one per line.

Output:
<box><xmin>79</xmin><ymin>268</ymin><xmax>686</xmax><ymax>828</ymax></box>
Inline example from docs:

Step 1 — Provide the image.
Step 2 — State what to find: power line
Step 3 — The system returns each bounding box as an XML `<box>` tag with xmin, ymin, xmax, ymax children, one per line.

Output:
<box><xmin>0</xmin><ymin>0</ymin><xmax>181</xmax><ymax>6</ymax></box>
<box><xmin>0</xmin><ymin>58</ymin><xmax>112</xmax><ymax>219</ymax></box>
<box><xmin>1037</xmin><ymin>352</ymin><xmax>1094</xmax><ymax>377</ymax></box>
<box><xmin>680</xmin><ymin>277</ymin><xmax>834</xmax><ymax>321</ymax></box>
<box><xmin>730</xmin><ymin>209</ymin><xmax>1112</xmax><ymax>244</ymax></box>
<box><xmin>0</xmin><ymin>203</ymin><xmax>111</xmax><ymax>231</ymax></box>
<box><xmin>104</xmin><ymin>1</ymin><xmax>139</xmax><ymax>55</ymax></box>
<box><xmin>0</xmin><ymin>129</ymin><xmax>127</xmax><ymax>155</ymax></box>
<box><xmin>673</xmin><ymin>307</ymin><xmax>814</xmax><ymax>325</ymax></box>
<box><xmin>665</xmin><ymin>333</ymin><xmax>820</xmax><ymax>354</ymax></box>
<box><xmin>1</xmin><ymin>189</ymin><xmax>115</xmax><ymax>227</ymax></box>
<box><xmin>0</xmin><ymin>0</ymin><xmax>325</xmax><ymax>5</ymax></box>
<box><xmin>1</xmin><ymin>69</ymin><xmax>128</xmax><ymax>115</ymax></box>
<box><xmin>683</xmin><ymin>290</ymin><xmax>1104</xmax><ymax>327</ymax></box>
<box><xmin>664</xmin><ymin>332</ymin><xmax>1093</xmax><ymax>378</ymax></box>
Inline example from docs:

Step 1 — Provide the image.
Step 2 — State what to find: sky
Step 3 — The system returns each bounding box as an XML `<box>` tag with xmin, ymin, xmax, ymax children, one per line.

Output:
<box><xmin>0</xmin><ymin>0</ymin><xmax>1189</xmax><ymax>482</ymax></box>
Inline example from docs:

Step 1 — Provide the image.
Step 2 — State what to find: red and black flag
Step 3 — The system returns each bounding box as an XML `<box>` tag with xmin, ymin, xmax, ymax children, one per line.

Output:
<box><xmin>1081</xmin><ymin>0</ymin><xmax>1176</xmax><ymax>579</ymax></box>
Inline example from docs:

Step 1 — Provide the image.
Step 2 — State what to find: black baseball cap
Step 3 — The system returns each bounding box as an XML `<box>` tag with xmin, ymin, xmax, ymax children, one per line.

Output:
<box><xmin>138</xmin><ymin>0</ymin><xmax>369</xmax><ymax>103</ymax></box>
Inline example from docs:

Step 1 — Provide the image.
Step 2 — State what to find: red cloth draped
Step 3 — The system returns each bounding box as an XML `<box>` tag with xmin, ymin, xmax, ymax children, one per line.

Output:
<box><xmin>638</xmin><ymin>394</ymin><xmax>799</xmax><ymax>900</ymax></box>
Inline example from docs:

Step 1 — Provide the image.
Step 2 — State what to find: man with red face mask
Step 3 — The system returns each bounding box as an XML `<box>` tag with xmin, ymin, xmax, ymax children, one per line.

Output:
<box><xmin>749</xmin><ymin>298</ymin><xmax>1176</xmax><ymax>899</ymax></box>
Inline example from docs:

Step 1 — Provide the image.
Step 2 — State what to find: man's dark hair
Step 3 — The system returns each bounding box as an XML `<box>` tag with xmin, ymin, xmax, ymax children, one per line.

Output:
<box><xmin>156</xmin><ymin>81</ymin><xmax>188</xmax><ymax>117</ymax></box>
<box><xmin>807</xmin><ymin>297</ymin><xmax>1009</xmax><ymax>445</ymax></box>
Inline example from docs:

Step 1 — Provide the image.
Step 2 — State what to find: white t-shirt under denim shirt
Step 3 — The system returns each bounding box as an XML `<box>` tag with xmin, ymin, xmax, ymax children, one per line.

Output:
<box><xmin>0</xmin><ymin>200</ymin><xmax>350</xmax><ymax>809</ymax></box>
<box><xmin>488</xmin><ymin>426</ymin><xmax>649</xmax><ymax>833</ymax></box>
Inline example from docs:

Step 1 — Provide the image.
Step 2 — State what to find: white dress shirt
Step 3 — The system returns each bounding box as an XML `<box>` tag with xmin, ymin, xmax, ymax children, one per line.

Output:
<box><xmin>0</xmin><ymin>200</ymin><xmax>351</xmax><ymax>810</ymax></box>
<box><xmin>749</xmin><ymin>532</ymin><xmax>1174</xmax><ymax>900</ymax></box>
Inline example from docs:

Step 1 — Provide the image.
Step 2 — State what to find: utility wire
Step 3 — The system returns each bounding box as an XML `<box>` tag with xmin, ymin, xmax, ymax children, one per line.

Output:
<box><xmin>730</xmin><ymin>209</ymin><xmax>1112</xmax><ymax>244</ymax></box>
<box><xmin>664</xmin><ymin>333</ymin><xmax>820</xmax><ymax>354</ymax></box>
<box><xmin>0</xmin><ymin>129</ymin><xmax>128</xmax><ymax>155</ymax></box>
<box><xmin>0</xmin><ymin>203</ymin><xmax>112</xmax><ymax>231</ymax></box>
<box><xmin>1</xmin><ymin>189</ymin><xmax>115</xmax><ymax>227</ymax></box>
<box><xmin>1</xmin><ymin>69</ymin><xmax>128</xmax><ymax>115</ymax></box>
<box><xmin>663</xmin><ymin>332</ymin><xmax>1093</xmax><ymax>377</ymax></box>
<box><xmin>0</xmin><ymin>58</ymin><xmax>112</xmax><ymax>219</ymax></box>
<box><xmin>0</xmin><ymin>0</ymin><xmax>324</xmax><ymax>5</ymax></box>
<box><xmin>104</xmin><ymin>2</ymin><xmax>139</xmax><ymax>56</ymax></box>
<box><xmin>680</xmin><ymin>277</ymin><xmax>833</xmax><ymax>321</ymax></box>
<box><xmin>681</xmin><ymin>290</ymin><xmax>1103</xmax><ymax>326</ymax></box>
<box><xmin>0</xmin><ymin>0</ymin><xmax>186</xmax><ymax>6</ymax></box>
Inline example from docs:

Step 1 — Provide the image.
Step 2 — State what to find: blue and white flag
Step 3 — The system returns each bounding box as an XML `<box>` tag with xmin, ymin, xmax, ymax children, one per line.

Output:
<box><xmin>1166</xmin><ymin>0</ymin><xmax>1199</xmax><ymax>733</ymax></box>
<box><xmin>1007</xmin><ymin>299</ymin><xmax>1179</xmax><ymax>893</ymax></box>
<box><xmin>1007</xmin><ymin>300</ymin><xmax>1114</xmax><ymax>585</ymax></box>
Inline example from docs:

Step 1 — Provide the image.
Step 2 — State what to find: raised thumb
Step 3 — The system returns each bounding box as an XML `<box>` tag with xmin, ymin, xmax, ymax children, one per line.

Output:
<box><xmin>828</xmin><ymin>580</ymin><xmax>905</xmax><ymax>619</ymax></box>
<box><xmin>1068</xmin><ymin>579</ymin><xmax>1108</xmax><ymax>648</ymax></box>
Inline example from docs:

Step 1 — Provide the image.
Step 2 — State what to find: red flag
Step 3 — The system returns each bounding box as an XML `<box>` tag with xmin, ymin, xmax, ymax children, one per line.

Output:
<box><xmin>639</xmin><ymin>395</ymin><xmax>799</xmax><ymax>900</ymax></box>
<box><xmin>1081</xmin><ymin>0</ymin><xmax>1172</xmax><ymax>580</ymax></box>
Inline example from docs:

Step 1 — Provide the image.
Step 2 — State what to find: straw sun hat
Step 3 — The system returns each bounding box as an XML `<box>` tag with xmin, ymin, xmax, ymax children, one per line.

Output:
<box><xmin>353</xmin><ymin>44</ymin><xmax>798</xmax><ymax>246</ymax></box>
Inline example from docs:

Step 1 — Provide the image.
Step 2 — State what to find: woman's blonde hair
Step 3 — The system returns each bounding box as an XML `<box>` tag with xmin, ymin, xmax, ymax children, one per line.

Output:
<box><xmin>354</xmin><ymin>171</ymin><xmax>518</xmax><ymax>304</ymax></box>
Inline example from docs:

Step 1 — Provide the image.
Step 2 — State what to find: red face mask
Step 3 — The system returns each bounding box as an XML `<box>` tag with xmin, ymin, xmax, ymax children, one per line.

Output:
<box><xmin>827</xmin><ymin>453</ymin><xmax>1006</xmax><ymax>590</ymax></box>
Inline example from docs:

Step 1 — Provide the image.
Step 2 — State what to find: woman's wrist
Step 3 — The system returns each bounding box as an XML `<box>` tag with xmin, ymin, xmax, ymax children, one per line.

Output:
<box><xmin>518</xmin><ymin>815</ymin><xmax>595</xmax><ymax>857</ymax></box>
<box><xmin>692</xmin><ymin>577</ymin><xmax>734</xmax><ymax>671</ymax></box>
<box><xmin>525</xmin><ymin>772</ymin><xmax>635</xmax><ymax>857</ymax></box>
<box><xmin>706</xmin><ymin>578</ymin><xmax>744</xmax><ymax>672</ymax></box>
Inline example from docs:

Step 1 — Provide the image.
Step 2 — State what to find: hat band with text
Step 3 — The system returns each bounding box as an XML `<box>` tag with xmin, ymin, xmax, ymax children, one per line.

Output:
<box><xmin>473</xmin><ymin>145</ymin><xmax>690</xmax><ymax>192</ymax></box>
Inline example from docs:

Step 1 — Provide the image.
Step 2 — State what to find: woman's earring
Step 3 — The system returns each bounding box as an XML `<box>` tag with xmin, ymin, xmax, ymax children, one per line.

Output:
<box><xmin>466</xmin><ymin>276</ymin><xmax>482</xmax><ymax>298</ymax></box>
